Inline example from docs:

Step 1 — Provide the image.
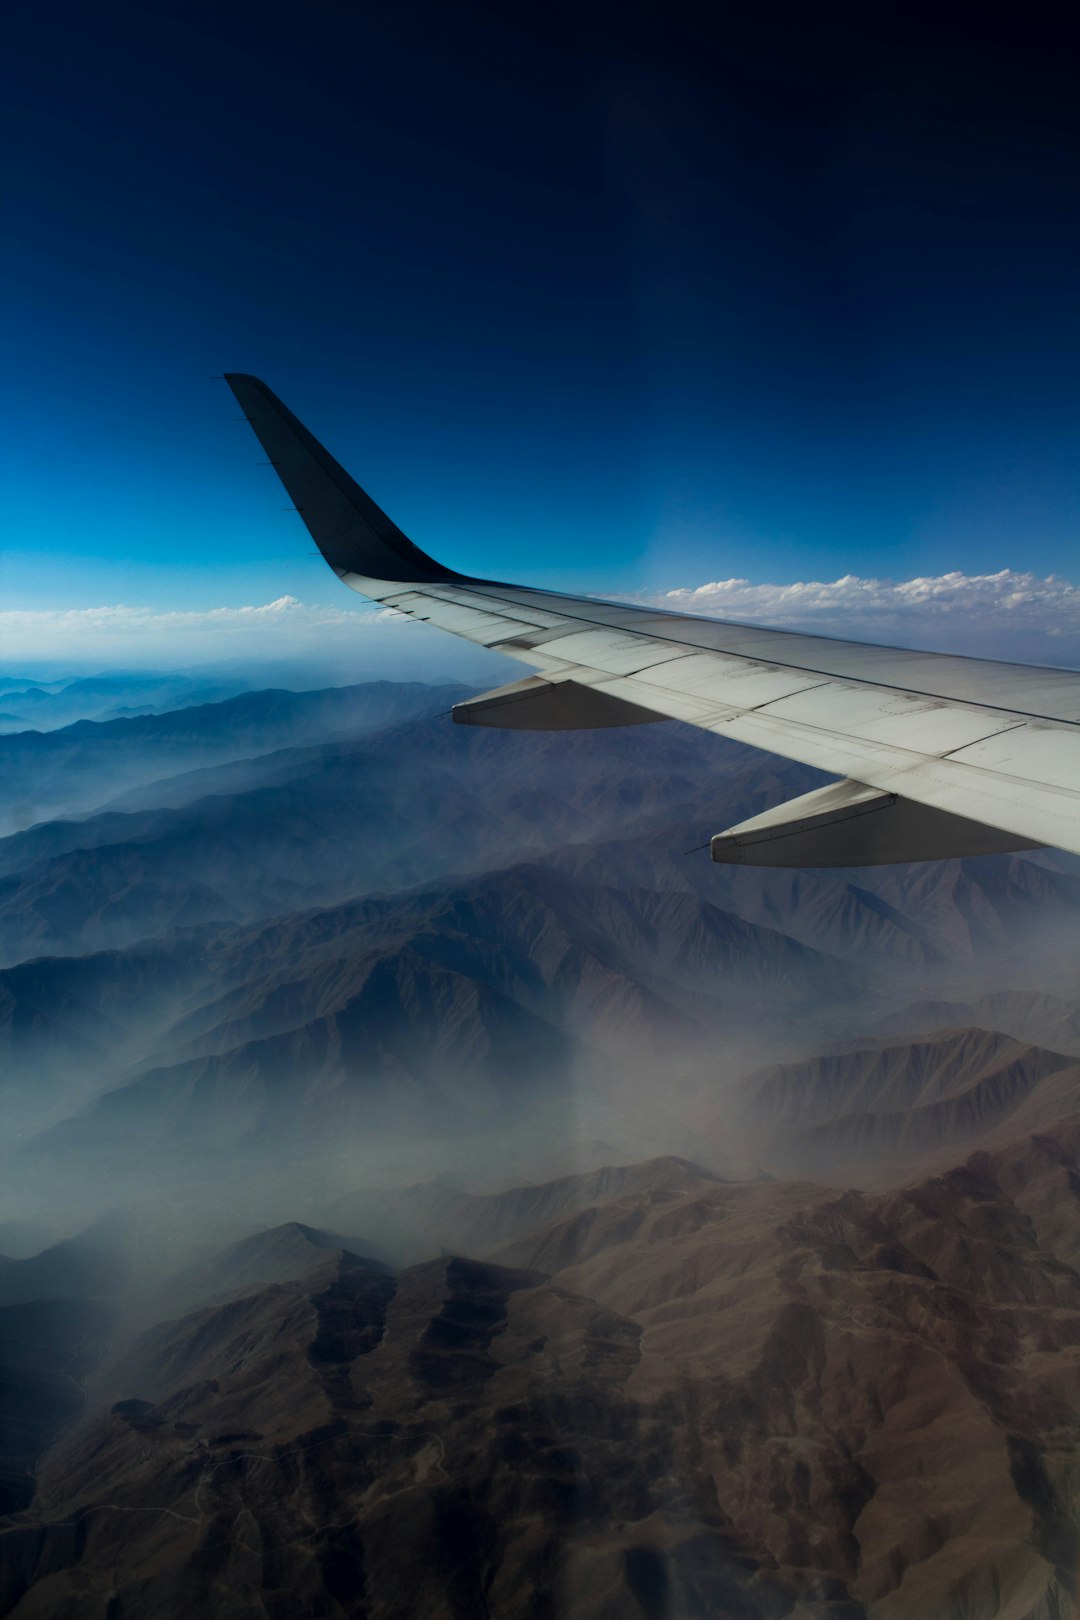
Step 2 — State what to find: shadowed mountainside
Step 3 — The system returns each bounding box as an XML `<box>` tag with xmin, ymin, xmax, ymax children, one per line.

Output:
<box><xmin>0</xmin><ymin>1296</ymin><xmax>117</xmax><ymax>1514</ymax></box>
<box><xmin>0</xmin><ymin>1212</ymin><xmax>134</xmax><ymax>1308</ymax></box>
<box><xmin>4</xmin><ymin>1122</ymin><xmax>1079</xmax><ymax>1618</ymax></box>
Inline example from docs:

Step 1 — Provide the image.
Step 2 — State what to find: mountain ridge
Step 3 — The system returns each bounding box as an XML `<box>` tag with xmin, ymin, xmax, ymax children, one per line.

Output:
<box><xmin>7</xmin><ymin>1124</ymin><xmax>1079</xmax><ymax>1617</ymax></box>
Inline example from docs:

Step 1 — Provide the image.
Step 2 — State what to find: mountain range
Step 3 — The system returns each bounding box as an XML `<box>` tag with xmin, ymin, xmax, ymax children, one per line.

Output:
<box><xmin>0</xmin><ymin>672</ymin><xmax>253</xmax><ymax>739</ymax></box>
<box><xmin>0</xmin><ymin>680</ymin><xmax>454</xmax><ymax>831</ymax></box>
<box><xmin>740</xmin><ymin>1026</ymin><xmax>1080</xmax><ymax>1173</ymax></box>
<box><xmin>1</xmin><ymin>674</ymin><xmax>1078</xmax><ymax>1618</ymax></box>
<box><xmin>4</xmin><ymin>1112</ymin><xmax>1079</xmax><ymax>1617</ymax></box>
<box><xmin>0</xmin><ymin>705</ymin><xmax>793</xmax><ymax>961</ymax></box>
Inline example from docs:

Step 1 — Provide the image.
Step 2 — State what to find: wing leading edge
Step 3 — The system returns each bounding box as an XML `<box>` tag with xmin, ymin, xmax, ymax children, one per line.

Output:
<box><xmin>225</xmin><ymin>374</ymin><xmax>1080</xmax><ymax>867</ymax></box>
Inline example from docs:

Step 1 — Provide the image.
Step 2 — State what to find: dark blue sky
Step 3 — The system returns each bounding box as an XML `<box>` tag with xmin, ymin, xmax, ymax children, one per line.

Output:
<box><xmin>3</xmin><ymin>0</ymin><xmax>1078</xmax><ymax>630</ymax></box>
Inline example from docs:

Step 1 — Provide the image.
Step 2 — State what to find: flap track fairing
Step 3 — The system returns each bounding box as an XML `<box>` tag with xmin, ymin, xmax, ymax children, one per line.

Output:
<box><xmin>710</xmin><ymin>779</ymin><xmax>1043</xmax><ymax>867</ymax></box>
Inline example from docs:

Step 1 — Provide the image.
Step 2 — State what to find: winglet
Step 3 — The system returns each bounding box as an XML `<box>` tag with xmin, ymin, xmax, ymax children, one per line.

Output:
<box><xmin>224</xmin><ymin>374</ymin><xmax>463</xmax><ymax>586</ymax></box>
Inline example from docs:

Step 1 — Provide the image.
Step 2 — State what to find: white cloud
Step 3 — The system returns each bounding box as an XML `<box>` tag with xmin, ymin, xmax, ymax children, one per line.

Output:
<box><xmin>2</xmin><ymin>570</ymin><xmax>1077</xmax><ymax>672</ymax></box>
<box><xmin>647</xmin><ymin>569</ymin><xmax>1080</xmax><ymax>663</ymax></box>
<box><xmin>3</xmin><ymin>594</ymin><xmax>362</xmax><ymax>641</ymax></box>
<box><xmin>0</xmin><ymin>596</ymin><xmax>422</xmax><ymax>665</ymax></box>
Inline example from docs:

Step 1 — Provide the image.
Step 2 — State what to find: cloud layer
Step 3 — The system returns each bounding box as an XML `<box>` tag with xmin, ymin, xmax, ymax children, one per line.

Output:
<box><xmin>0</xmin><ymin>596</ymin><xmax>425</xmax><ymax>672</ymax></box>
<box><xmin>649</xmin><ymin>569</ymin><xmax>1080</xmax><ymax>662</ymax></box>
<box><xmin>2</xmin><ymin>595</ymin><xmax>361</xmax><ymax>646</ymax></box>
<box><xmin>2</xmin><ymin>570</ymin><xmax>1077</xmax><ymax>671</ymax></box>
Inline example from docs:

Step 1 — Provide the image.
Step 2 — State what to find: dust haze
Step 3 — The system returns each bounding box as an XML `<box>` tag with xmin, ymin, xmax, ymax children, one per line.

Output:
<box><xmin>2</xmin><ymin>671</ymin><xmax>1079</xmax><ymax>1617</ymax></box>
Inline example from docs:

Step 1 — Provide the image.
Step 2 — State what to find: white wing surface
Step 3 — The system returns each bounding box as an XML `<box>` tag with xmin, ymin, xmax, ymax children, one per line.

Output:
<box><xmin>226</xmin><ymin>374</ymin><xmax>1080</xmax><ymax>867</ymax></box>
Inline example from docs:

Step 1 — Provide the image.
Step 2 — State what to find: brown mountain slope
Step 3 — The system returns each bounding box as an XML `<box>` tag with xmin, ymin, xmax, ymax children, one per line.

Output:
<box><xmin>738</xmin><ymin>1027</ymin><xmax>1080</xmax><ymax>1175</ymax></box>
<box><xmin>1</xmin><ymin>1254</ymin><xmax>838</xmax><ymax>1620</ymax></box>
<box><xmin>6</xmin><ymin>1129</ymin><xmax>1080</xmax><ymax>1618</ymax></box>
<box><xmin>494</xmin><ymin>1128</ymin><xmax>1080</xmax><ymax>1618</ymax></box>
<box><xmin>327</xmin><ymin>1153</ymin><xmax>724</xmax><ymax>1264</ymax></box>
<box><xmin>877</xmin><ymin>989</ymin><xmax>1080</xmax><ymax>1058</ymax></box>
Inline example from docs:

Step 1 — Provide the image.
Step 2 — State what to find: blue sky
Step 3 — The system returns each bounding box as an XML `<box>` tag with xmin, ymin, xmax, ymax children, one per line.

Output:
<box><xmin>2</xmin><ymin>2</ymin><xmax>1077</xmax><ymax>669</ymax></box>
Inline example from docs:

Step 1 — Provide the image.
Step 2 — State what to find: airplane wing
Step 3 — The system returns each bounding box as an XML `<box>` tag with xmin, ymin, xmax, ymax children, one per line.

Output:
<box><xmin>225</xmin><ymin>374</ymin><xmax>1080</xmax><ymax>868</ymax></box>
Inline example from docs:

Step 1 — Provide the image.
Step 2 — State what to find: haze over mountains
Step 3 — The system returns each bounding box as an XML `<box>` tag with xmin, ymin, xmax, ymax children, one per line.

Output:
<box><xmin>1</xmin><ymin>672</ymin><xmax>1078</xmax><ymax>1618</ymax></box>
<box><xmin>0</xmin><ymin>672</ymin><xmax>254</xmax><ymax>738</ymax></box>
<box><xmin>0</xmin><ymin>696</ymin><xmax>781</xmax><ymax>958</ymax></box>
<box><xmin>0</xmin><ymin>679</ymin><xmax>458</xmax><ymax>830</ymax></box>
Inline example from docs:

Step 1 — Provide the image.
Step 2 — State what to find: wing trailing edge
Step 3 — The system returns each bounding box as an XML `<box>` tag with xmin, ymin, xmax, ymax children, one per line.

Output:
<box><xmin>452</xmin><ymin>674</ymin><xmax>663</xmax><ymax>730</ymax></box>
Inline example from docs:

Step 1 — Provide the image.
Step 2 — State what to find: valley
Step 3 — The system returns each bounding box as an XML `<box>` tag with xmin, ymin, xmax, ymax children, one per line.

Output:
<box><xmin>1</xmin><ymin>676</ymin><xmax>1078</xmax><ymax>1618</ymax></box>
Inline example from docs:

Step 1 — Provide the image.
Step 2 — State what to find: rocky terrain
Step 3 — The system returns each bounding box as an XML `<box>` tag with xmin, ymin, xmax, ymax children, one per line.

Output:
<box><xmin>3</xmin><ymin>1117</ymin><xmax>1079</xmax><ymax>1618</ymax></box>
<box><xmin>1</xmin><ymin>675</ymin><xmax>1078</xmax><ymax>1617</ymax></box>
<box><xmin>739</xmin><ymin>1027</ymin><xmax>1080</xmax><ymax>1175</ymax></box>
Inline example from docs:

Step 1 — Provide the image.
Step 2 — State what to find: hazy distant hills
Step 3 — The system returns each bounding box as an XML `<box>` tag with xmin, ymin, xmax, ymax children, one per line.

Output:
<box><xmin>0</xmin><ymin>679</ymin><xmax>462</xmax><ymax>829</ymax></box>
<box><xmin>0</xmin><ymin>934</ymin><xmax>222</xmax><ymax>1144</ymax></box>
<box><xmin>0</xmin><ymin>672</ymin><xmax>253</xmax><ymax>737</ymax></box>
<box><xmin>44</xmin><ymin>956</ymin><xmax>575</xmax><ymax>1151</ymax></box>
<box><xmin>0</xmin><ymin>864</ymin><xmax>932</xmax><ymax>1102</ymax></box>
<box><xmin>6</xmin><ymin>1121</ymin><xmax>1079</xmax><ymax>1618</ymax></box>
<box><xmin>152</xmin><ymin>1221</ymin><xmax>388</xmax><ymax>1321</ymax></box>
<box><xmin>1</xmin><ymin>700</ymin><xmax>1075</xmax><ymax>976</ymax></box>
<box><xmin>327</xmin><ymin>1153</ymin><xmax>726</xmax><ymax>1264</ymax></box>
<box><xmin>0</xmin><ymin>1211</ymin><xmax>133</xmax><ymax>1307</ymax></box>
<box><xmin>876</xmin><ymin>988</ymin><xmax>1080</xmax><ymax>1056</ymax></box>
<box><xmin>24</xmin><ymin>863</ymin><xmax>849</xmax><ymax>1156</ymax></box>
<box><xmin>1</xmin><ymin>677</ymin><xmax>1076</xmax><ymax>1169</ymax></box>
<box><xmin>0</xmin><ymin>714</ymin><xmax>742</xmax><ymax>959</ymax></box>
<box><xmin>0</xmin><ymin>715</ymin><xmax>842</xmax><ymax>967</ymax></box>
<box><xmin>741</xmin><ymin>1027</ymin><xmax>1080</xmax><ymax>1172</ymax></box>
<box><xmin>556</xmin><ymin>829</ymin><xmax>1080</xmax><ymax>970</ymax></box>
